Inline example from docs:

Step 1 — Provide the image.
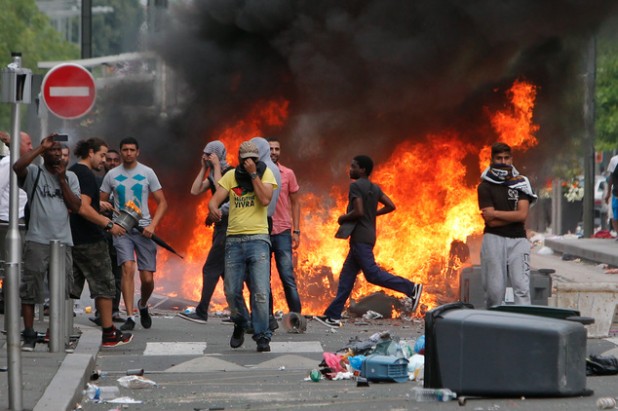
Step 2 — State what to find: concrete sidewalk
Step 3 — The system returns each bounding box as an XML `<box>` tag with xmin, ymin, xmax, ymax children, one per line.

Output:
<box><xmin>0</xmin><ymin>319</ymin><xmax>99</xmax><ymax>411</ymax></box>
<box><xmin>0</xmin><ymin>236</ymin><xmax>616</xmax><ymax>411</ymax></box>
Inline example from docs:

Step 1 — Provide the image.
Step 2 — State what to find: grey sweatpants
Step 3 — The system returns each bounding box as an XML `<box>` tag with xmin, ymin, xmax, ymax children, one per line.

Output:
<box><xmin>480</xmin><ymin>233</ymin><xmax>531</xmax><ymax>308</ymax></box>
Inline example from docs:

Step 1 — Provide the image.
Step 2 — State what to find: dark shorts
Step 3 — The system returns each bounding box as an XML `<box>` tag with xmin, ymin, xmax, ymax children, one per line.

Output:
<box><xmin>113</xmin><ymin>229</ymin><xmax>157</xmax><ymax>272</ymax></box>
<box><xmin>70</xmin><ymin>240</ymin><xmax>116</xmax><ymax>299</ymax></box>
<box><xmin>21</xmin><ymin>241</ymin><xmax>73</xmax><ymax>304</ymax></box>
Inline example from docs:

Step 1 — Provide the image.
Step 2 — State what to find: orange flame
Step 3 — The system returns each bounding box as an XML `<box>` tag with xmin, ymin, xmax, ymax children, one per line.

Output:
<box><xmin>479</xmin><ymin>79</ymin><xmax>539</xmax><ymax>169</ymax></box>
<box><xmin>156</xmin><ymin>80</ymin><xmax>539</xmax><ymax>317</ymax></box>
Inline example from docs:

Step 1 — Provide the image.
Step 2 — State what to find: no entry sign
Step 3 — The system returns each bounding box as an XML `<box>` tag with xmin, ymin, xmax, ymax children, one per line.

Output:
<box><xmin>41</xmin><ymin>63</ymin><xmax>96</xmax><ymax>119</ymax></box>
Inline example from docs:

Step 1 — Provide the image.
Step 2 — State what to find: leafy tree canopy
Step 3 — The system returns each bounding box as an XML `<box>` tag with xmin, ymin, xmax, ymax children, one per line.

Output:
<box><xmin>92</xmin><ymin>0</ymin><xmax>145</xmax><ymax>57</ymax></box>
<box><xmin>0</xmin><ymin>0</ymin><xmax>79</xmax><ymax>130</ymax></box>
<box><xmin>595</xmin><ymin>16</ymin><xmax>618</xmax><ymax>152</ymax></box>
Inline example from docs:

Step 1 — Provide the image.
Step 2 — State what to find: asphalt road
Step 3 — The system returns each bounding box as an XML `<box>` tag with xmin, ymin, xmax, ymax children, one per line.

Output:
<box><xmin>73</xmin><ymin>309</ymin><xmax>618</xmax><ymax>411</ymax></box>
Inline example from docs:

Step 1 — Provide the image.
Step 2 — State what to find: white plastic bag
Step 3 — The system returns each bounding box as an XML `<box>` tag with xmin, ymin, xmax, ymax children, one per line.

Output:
<box><xmin>117</xmin><ymin>375</ymin><xmax>156</xmax><ymax>389</ymax></box>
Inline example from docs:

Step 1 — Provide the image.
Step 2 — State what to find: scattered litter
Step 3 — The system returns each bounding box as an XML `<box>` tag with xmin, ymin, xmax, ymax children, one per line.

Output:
<box><xmin>117</xmin><ymin>375</ymin><xmax>156</xmax><ymax>389</ymax></box>
<box><xmin>407</xmin><ymin>354</ymin><xmax>424</xmax><ymax>381</ymax></box>
<box><xmin>536</xmin><ymin>246</ymin><xmax>554</xmax><ymax>255</ymax></box>
<box><xmin>278</xmin><ymin>366</ymin><xmax>285</xmax><ymax>371</ymax></box>
<box><xmin>309</xmin><ymin>369</ymin><xmax>321</xmax><ymax>382</ymax></box>
<box><xmin>348</xmin><ymin>355</ymin><xmax>366</xmax><ymax>371</ymax></box>
<box><xmin>322</xmin><ymin>352</ymin><xmax>345</xmax><ymax>373</ymax></box>
<box><xmin>596</xmin><ymin>396</ymin><xmax>617</xmax><ymax>409</ymax></box>
<box><xmin>331</xmin><ymin>371</ymin><xmax>354</xmax><ymax>380</ymax></box>
<box><xmin>106</xmin><ymin>397</ymin><xmax>143</xmax><ymax>404</ymax></box>
<box><xmin>281</xmin><ymin>312</ymin><xmax>307</xmax><ymax>333</ymax></box>
<box><xmin>605</xmin><ymin>268</ymin><xmax>618</xmax><ymax>275</ymax></box>
<box><xmin>356</xmin><ymin>376</ymin><xmax>369</xmax><ymax>387</ymax></box>
<box><xmin>561</xmin><ymin>253</ymin><xmax>576</xmax><ymax>261</ymax></box>
<box><xmin>586</xmin><ymin>355</ymin><xmax>618</xmax><ymax>376</ymax></box>
<box><xmin>529</xmin><ymin>232</ymin><xmax>545</xmax><ymax>245</ymax></box>
<box><xmin>362</xmin><ymin>310</ymin><xmax>383</xmax><ymax>320</ymax></box>
<box><xmin>414</xmin><ymin>335</ymin><xmax>425</xmax><ymax>354</ymax></box>
<box><xmin>592</xmin><ymin>229</ymin><xmax>613</xmax><ymax>239</ymax></box>
<box><xmin>85</xmin><ymin>383</ymin><xmax>120</xmax><ymax>402</ymax></box>
<box><xmin>361</xmin><ymin>355</ymin><xmax>408</xmax><ymax>383</ymax></box>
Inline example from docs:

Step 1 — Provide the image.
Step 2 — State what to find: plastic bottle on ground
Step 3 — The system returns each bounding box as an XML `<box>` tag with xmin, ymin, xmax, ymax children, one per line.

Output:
<box><xmin>596</xmin><ymin>397</ymin><xmax>618</xmax><ymax>409</ymax></box>
<box><xmin>411</xmin><ymin>386</ymin><xmax>457</xmax><ymax>402</ymax></box>
<box><xmin>183</xmin><ymin>307</ymin><xmax>196</xmax><ymax>315</ymax></box>
<box><xmin>86</xmin><ymin>383</ymin><xmax>120</xmax><ymax>401</ymax></box>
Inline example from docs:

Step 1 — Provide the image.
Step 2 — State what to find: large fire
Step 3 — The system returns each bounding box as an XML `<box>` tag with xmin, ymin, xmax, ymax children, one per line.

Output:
<box><xmin>155</xmin><ymin>80</ymin><xmax>538</xmax><ymax>317</ymax></box>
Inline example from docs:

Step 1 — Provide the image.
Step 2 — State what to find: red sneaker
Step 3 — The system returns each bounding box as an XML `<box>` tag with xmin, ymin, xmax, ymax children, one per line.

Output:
<box><xmin>102</xmin><ymin>327</ymin><xmax>133</xmax><ymax>347</ymax></box>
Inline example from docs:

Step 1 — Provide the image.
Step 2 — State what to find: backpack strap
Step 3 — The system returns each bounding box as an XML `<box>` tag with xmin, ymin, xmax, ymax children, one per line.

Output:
<box><xmin>28</xmin><ymin>166</ymin><xmax>42</xmax><ymax>208</ymax></box>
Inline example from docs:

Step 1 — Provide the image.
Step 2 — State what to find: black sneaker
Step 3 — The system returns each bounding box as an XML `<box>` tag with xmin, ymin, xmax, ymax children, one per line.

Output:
<box><xmin>138</xmin><ymin>299</ymin><xmax>152</xmax><ymax>329</ymax></box>
<box><xmin>89</xmin><ymin>316</ymin><xmax>102</xmax><ymax>327</ymax></box>
<box><xmin>256</xmin><ymin>337</ymin><xmax>271</xmax><ymax>352</ymax></box>
<box><xmin>408</xmin><ymin>283</ymin><xmax>423</xmax><ymax>312</ymax></box>
<box><xmin>120</xmin><ymin>318</ymin><xmax>136</xmax><ymax>331</ymax></box>
<box><xmin>22</xmin><ymin>329</ymin><xmax>37</xmax><ymax>352</ymax></box>
<box><xmin>230</xmin><ymin>324</ymin><xmax>245</xmax><ymax>348</ymax></box>
<box><xmin>314</xmin><ymin>315</ymin><xmax>341</xmax><ymax>327</ymax></box>
<box><xmin>102</xmin><ymin>327</ymin><xmax>133</xmax><ymax>347</ymax></box>
<box><xmin>112</xmin><ymin>312</ymin><xmax>126</xmax><ymax>323</ymax></box>
<box><xmin>178</xmin><ymin>312</ymin><xmax>208</xmax><ymax>324</ymax></box>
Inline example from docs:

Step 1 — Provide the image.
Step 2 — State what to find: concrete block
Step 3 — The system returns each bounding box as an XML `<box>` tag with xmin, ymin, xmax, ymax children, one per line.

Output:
<box><xmin>460</xmin><ymin>265</ymin><xmax>552</xmax><ymax>308</ymax></box>
<box><xmin>550</xmin><ymin>282</ymin><xmax>618</xmax><ymax>338</ymax></box>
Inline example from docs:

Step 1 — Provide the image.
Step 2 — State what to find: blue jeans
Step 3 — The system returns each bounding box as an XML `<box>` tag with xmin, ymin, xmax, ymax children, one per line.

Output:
<box><xmin>324</xmin><ymin>242</ymin><xmax>415</xmax><ymax>320</ymax></box>
<box><xmin>224</xmin><ymin>235</ymin><xmax>272</xmax><ymax>341</ymax></box>
<box><xmin>270</xmin><ymin>230</ymin><xmax>301</xmax><ymax>313</ymax></box>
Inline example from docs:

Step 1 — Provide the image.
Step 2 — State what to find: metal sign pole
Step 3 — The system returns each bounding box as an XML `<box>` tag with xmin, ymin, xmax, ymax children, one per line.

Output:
<box><xmin>1</xmin><ymin>51</ymin><xmax>32</xmax><ymax>411</ymax></box>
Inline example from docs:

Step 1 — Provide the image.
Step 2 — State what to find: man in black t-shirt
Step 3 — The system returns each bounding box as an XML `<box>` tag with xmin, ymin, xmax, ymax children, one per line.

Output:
<box><xmin>315</xmin><ymin>155</ymin><xmax>423</xmax><ymax>328</ymax></box>
<box><xmin>69</xmin><ymin>138</ymin><xmax>132</xmax><ymax>347</ymax></box>
<box><xmin>478</xmin><ymin>142</ymin><xmax>536</xmax><ymax>308</ymax></box>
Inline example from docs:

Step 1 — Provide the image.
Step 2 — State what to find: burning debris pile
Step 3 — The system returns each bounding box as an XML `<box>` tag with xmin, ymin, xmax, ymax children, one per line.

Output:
<box><xmin>88</xmin><ymin>1</ymin><xmax>618</xmax><ymax>315</ymax></box>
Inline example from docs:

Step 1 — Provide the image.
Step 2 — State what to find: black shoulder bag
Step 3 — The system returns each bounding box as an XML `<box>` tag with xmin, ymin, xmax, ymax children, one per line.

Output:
<box><xmin>24</xmin><ymin>166</ymin><xmax>42</xmax><ymax>230</ymax></box>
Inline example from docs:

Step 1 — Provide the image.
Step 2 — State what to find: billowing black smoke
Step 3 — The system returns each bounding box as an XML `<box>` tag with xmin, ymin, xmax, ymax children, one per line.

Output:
<box><xmin>153</xmin><ymin>1</ymin><xmax>615</xmax><ymax>148</ymax></box>
<box><xmin>91</xmin><ymin>0</ymin><xmax>618</xmax><ymax>246</ymax></box>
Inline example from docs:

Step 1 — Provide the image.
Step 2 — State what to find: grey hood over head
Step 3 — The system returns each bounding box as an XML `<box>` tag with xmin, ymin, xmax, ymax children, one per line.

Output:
<box><xmin>250</xmin><ymin>136</ymin><xmax>281</xmax><ymax>217</ymax></box>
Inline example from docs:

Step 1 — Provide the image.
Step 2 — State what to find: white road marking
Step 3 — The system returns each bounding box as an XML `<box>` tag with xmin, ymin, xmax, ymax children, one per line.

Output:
<box><xmin>144</xmin><ymin>342</ymin><xmax>206</xmax><ymax>356</ymax></box>
<box><xmin>268</xmin><ymin>341</ymin><xmax>323</xmax><ymax>353</ymax></box>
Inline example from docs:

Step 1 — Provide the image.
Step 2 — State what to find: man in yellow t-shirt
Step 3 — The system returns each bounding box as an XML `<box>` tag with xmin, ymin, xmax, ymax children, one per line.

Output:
<box><xmin>209</xmin><ymin>140</ymin><xmax>278</xmax><ymax>352</ymax></box>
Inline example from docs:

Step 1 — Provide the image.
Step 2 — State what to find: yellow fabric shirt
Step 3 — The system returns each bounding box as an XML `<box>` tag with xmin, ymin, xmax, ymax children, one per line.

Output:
<box><xmin>218</xmin><ymin>168</ymin><xmax>278</xmax><ymax>235</ymax></box>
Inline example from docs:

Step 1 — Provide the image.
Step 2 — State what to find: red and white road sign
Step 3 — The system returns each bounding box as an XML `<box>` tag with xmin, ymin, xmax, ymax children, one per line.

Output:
<box><xmin>41</xmin><ymin>63</ymin><xmax>96</xmax><ymax>119</ymax></box>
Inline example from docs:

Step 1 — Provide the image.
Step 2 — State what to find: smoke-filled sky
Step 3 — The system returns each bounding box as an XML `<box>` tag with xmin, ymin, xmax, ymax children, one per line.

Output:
<box><xmin>148</xmin><ymin>0</ymin><xmax>615</xmax><ymax>154</ymax></box>
<box><xmin>90</xmin><ymin>0</ymin><xmax>618</xmax><ymax>244</ymax></box>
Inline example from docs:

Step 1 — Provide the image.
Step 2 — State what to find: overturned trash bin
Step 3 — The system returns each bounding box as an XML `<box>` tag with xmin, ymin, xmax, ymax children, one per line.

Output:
<box><xmin>424</xmin><ymin>302</ymin><xmax>590</xmax><ymax>397</ymax></box>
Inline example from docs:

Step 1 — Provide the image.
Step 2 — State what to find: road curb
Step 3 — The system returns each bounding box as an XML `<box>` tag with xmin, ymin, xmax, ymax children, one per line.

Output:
<box><xmin>33</xmin><ymin>327</ymin><xmax>100</xmax><ymax>411</ymax></box>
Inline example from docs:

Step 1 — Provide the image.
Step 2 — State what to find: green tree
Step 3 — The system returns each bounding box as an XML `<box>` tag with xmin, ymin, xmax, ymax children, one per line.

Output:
<box><xmin>0</xmin><ymin>0</ymin><xmax>78</xmax><ymax>129</ymax></box>
<box><xmin>595</xmin><ymin>16</ymin><xmax>618</xmax><ymax>151</ymax></box>
<box><xmin>92</xmin><ymin>0</ymin><xmax>145</xmax><ymax>57</ymax></box>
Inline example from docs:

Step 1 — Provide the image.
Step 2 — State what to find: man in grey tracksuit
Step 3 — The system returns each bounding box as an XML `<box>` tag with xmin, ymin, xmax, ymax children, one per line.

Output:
<box><xmin>477</xmin><ymin>142</ymin><xmax>537</xmax><ymax>308</ymax></box>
